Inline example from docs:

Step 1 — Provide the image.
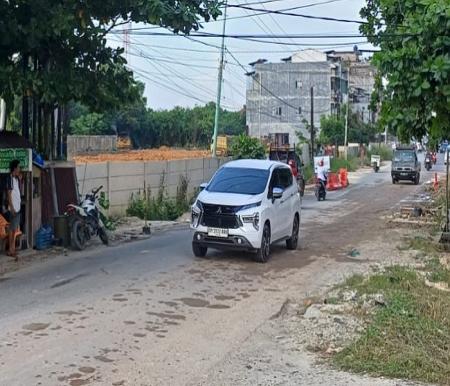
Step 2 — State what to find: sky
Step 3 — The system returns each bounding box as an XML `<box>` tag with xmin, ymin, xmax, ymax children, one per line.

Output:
<box><xmin>109</xmin><ymin>0</ymin><xmax>369</xmax><ymax>111</ymax></box>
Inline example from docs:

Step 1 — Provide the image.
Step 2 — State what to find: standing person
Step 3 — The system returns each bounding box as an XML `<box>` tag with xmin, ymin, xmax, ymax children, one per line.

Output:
<box><xmin>6</xmin><ymin>160</ymin><xmax>21</xmax><ymax>259</ymax></box>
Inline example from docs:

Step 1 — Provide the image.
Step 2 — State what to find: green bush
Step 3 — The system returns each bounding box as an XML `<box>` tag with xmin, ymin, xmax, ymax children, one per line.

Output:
<box><xmin>330</xmin><ymin>157</ymin><xmax>359</xmax><ymax>172</ymax></box>
<box><xmin>302</xmin><ymin>164</ymin><xmax>314</xmax><ymax>183</ymax></box>
<box><xmin>367</xmin><ymin>144</ymin><xmax>393</xmax><ymax>162</ymax></box>
<box><xmin>127</xmin><ymin>174</ymin><xmax>191</xmax><ymax>221</ymax></box>
<box><xmin>230</xmin><ymin>134</ymin><xmax>266</xmax><ymax>159</ymax></box>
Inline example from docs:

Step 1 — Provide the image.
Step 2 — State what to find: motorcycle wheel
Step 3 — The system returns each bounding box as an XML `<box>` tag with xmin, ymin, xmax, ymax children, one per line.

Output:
<box><xmin>71</xmin><ymin>218</ymin><xmax>87</xmax><ymax>250</ymax></box>
<box><xmin>98</xmin><ymin>227</ymin><xmax>109</xmax><ymax>246</ymax></box>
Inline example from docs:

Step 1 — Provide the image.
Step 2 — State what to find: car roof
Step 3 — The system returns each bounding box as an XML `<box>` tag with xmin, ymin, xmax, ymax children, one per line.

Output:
<box><xmin>222</xmin><ymin>159</ymin><xmax>288</xmax><ymax>170</ymax></box>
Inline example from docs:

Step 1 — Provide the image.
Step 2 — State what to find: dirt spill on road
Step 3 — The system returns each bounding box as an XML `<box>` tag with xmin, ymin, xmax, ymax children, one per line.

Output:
<box><xmin>78</xmin><ymin>367</ymin><xmax>95</xmax><ymax>374</ymax></box>
<box><xmin>158</xmin><ymin>301</ymin><xmax>178</xmax><ymax>307</ymax></box>
<box><xmin>215</xmin><ymin>295</ymin><xmax>235</xmax><ymax>301</ymax></box>
<box><xmin>146</xmin><ymin>311</ymin><xmax>186</xmax><ymax>320</ymax></box>
<box><xmin>22</xmin><ymin>323</ymin><xmax>50</xmax><ymax>331</ymax></box>
<box><xmin>207</xmin><ymin>304</ymin><xmax>230</xmax><ymax>309</ymax></box>
<box><xmin>70</xmin><ymin>379</ymin><xmax>91</xmax><ymax>386</ymax></box>
<box><xmin>94</xmin><ymin>355</ymin><xmax>114</xmax><ymax>363</ymax></box>
<box><xmin>55</xmin><ymin>310</ymin><xmax>81</xmax><ymax>316</ymax></box>
<box><xmin>176</xmin><ymin>298</ymin><xmax>210</xmax><ymax>308</ymax></box>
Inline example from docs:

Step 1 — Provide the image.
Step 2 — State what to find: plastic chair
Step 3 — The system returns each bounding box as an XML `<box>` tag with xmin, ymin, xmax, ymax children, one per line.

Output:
<box><xmin>0</xmin><ymin>214</ymin><xmax>23</xmax><ymax>252</ymax></box>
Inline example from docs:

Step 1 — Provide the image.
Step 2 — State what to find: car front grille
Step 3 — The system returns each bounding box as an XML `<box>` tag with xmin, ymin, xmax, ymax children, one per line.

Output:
<box><xmin>201</xmin><ymin>203</ymin><xmax>241</xmax><ymax>229</ymax></box>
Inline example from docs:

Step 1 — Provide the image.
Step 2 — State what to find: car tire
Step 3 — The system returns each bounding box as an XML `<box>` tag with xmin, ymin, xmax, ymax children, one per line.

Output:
<box><xmin>392</xmin><ymin>178</ymin><xmax>397</xmax><ymax>184</ymax></box>
<box><xmin>286</xmin><ymin>215</ymin><xmax>299</xmax><ymax>250</ymax></box>
<box><xmin>192</xmin><ymin>243</ymin><xmax>207</xmax><ymax>257</ymax></box>
<box><xmin>414</xmin><ymin>174</ymin><xmax>420</xmax><ymax>185</ymax></box>
<box><xmin>254</xmin><ymin>222</ymin><xmax>271</xmax><ymax>263</ymax></box>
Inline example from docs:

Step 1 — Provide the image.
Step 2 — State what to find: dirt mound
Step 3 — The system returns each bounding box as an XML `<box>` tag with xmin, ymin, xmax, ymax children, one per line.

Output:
<box><xmin>74</xmin><ymin>148</ymin><xmax>210</xmax><ymax>163</ymax></box>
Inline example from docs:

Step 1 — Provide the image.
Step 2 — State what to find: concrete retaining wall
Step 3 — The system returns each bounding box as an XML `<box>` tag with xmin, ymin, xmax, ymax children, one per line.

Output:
<box><xmin>75</xmin><ymin>157</ymin><xmax>228</xmax><ymax>215</ymax></box>
<box><xmin>67</xmin><ymin>135</ymin><xmax>117</xmax><ymax>160</ymax></box>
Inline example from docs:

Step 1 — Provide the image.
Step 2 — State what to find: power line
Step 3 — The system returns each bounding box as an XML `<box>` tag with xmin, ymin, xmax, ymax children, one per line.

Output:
<box><xmin>126</xmin><ymin>50</ymin><xmax>219</xmax><ymax>69</ymax></box>
<box><xmin>129</xmin><ymin>46</ymin><xmax>218</xmax><ymax>100</ymax></box>
<box><xmin>110</xmin><ymin>38</ymin><xmax>370</xmax><ymax>53</ymax></box>
<box><xmin>132</xmin><ymin>68</ymin><xmax>210</xmax><ymax>105</ymax></box>
<box><xmin>227</xmin><ymin>4</ymin><xmax>367</xmax><ymax>24</ymax></box>
<box><xmin>114</xmin><ymin>30</ymin><xmax>403</xmax><ymax>40</ymax></box>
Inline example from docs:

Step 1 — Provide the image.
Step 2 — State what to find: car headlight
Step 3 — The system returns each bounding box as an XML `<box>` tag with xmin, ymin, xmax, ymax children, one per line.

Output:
<box><xmin>191</xmin><ymin>200</ymin><xmax>203</xmax><ymax>228</ymax></box>
<box><xmin>238</xmin><ymin>201</ymin><xmax>261</xmax><ymax>211</ymax></box>
<box><xmin>241</xmin><ymin>212</ymin><xmax>260</xmax><ymax>231</ymax></box>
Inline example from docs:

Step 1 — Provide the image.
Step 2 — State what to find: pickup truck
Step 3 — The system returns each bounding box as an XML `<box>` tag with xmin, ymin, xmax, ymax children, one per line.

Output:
<box><xmin>268</xmin><ymin>146</ymin><xmax>305</xmax><ymax>197</ymax></box>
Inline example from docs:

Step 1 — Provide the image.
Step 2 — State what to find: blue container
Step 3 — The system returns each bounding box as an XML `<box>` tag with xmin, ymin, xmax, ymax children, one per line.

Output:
<box><xmin>35</xmin><ymin>225</ymin><xmax>53</xmax><ymax>250</ymax></box>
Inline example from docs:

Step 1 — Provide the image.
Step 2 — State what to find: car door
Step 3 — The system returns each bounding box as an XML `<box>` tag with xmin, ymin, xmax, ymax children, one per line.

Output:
<box><xmin>266</xmin><ymin>168</ymin><xmax>284</xmax><ymax>241</ymax></box>
<box><xmin>278</xmin><ymin>167</ymin><xmax>296</xmax><ymax>237</ymax></box>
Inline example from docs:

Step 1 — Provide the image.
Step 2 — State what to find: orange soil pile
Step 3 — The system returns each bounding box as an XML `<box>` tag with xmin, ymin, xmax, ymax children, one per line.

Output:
<box><xmin>73</xmin><ymin>147</ymin><xmax>210</xmax><ymax>163</ymax></box>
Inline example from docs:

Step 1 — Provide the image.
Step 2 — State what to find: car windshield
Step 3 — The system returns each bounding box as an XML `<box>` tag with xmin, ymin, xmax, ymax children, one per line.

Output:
<box><xmin>207</xmin><ymin>167</ymin><xmax>269</xmax><ymax>195</ymax></box>
<box><xmin>394</xmin><ymin>151</ymin><xmax>414</xmax><ymax>162</ymax></box>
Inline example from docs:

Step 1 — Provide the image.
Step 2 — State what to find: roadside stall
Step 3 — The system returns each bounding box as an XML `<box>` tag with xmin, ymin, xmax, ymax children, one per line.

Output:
<box><xmin>0</xmin><ymin>145</ymin><xmax>34</xmax><ymax>249</ymax></box>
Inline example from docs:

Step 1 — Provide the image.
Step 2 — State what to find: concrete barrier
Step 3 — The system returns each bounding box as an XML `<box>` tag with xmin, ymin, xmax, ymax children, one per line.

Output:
<box><xmin>67</xmin><ymin>135</ymin><xmax>117</xmax><ymax>160</ymax></box>
<box><xmin>75</xmin><ymin>157</ymin><xmax>229</xmax><ymax>215</ymax></box>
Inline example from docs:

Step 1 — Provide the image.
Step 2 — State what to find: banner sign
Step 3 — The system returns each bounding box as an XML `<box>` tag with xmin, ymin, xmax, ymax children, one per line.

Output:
<box><xmin>0</xmin><ymin>148</ymin><xmax>32</xmax><ymax>173</ymax></box>
<box><xmin>314</xmin><ymin>155</ymin><xmax>331</xmax><ymax>173</ymax></box>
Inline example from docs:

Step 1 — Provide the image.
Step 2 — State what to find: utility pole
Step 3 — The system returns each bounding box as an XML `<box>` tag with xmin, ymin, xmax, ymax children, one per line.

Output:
<box><xmin>310</xmin><ymin>86</ymin><xmax>314</xmax><ymax>162</ymax></box>
<box><xmin>344</xmin><ymin>62</ymin><xmax>349</xmax><ymax>160</ymax></box>
<box><xmin>212</xmin><ymin>0</ymin><xmax>228</xmax><ymax>158</ymax></box>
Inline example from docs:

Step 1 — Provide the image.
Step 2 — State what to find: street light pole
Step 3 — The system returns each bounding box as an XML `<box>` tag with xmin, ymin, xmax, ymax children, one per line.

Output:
<box><xmin>212</xmin><ymin>0</ymin><xmax>228</xmax><ymax>158</ymax></box>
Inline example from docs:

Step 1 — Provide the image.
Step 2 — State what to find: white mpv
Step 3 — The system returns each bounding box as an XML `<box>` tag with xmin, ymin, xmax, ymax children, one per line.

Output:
<box><xmin>190</xmin><ymin>159</ymin><xmax>302</xmax><ymax>262</ymax></box>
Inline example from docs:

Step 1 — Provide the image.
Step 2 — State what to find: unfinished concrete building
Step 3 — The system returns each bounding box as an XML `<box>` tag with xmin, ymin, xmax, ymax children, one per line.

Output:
<box><xmin>246</xmin><ymin>49</ymin><xmax>348</xmax><ymax>147</ymax></box>
<box><xmin>327</xmin><ymin>50</ymin><xmax>377</xmax><ymax>123</ymax></box>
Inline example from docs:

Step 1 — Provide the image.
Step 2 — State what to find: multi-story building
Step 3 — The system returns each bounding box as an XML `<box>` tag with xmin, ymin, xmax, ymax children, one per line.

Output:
<box><xmin>246</xmin><ymin>49</ymin><xmax>348</xmax><ymax>147</ymax></box>
<box><xmin>326</xmin><ymin>50</ymin><xmax>377</xmax><ymax>123</ymax></box>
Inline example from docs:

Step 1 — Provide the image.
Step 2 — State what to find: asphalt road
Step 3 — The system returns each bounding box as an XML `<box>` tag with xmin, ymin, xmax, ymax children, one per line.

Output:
<box><xmin>0</xmin><ymin>154</ymin><xmax>446</xmax><ymax>386</ymax></box>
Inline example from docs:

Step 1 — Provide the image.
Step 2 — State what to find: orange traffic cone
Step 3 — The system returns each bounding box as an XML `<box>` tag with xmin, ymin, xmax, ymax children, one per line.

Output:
<box><xmin>339</xmin><ymin>168</ymin><xmax>349</xmax><ymax>188</ymax></box>
<box><xmin>326</xmin><ymin>172</ymin><xmax>342</xmax><ymax>191</ymax></box>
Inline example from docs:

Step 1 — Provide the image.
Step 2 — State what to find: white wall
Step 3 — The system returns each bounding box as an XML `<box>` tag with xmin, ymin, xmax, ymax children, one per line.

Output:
<box><xmin>76</xmin><ymin>157</ymin><xmax>228</xmax><ymax>215</ymax></box>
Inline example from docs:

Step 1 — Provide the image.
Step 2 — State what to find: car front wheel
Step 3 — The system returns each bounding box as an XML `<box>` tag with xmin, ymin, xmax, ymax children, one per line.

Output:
<box><xmin>192</xmin><ymin>243</ymin><xmax>207</xmax><ymax>257</ymax></box>
<box><xmin>286</xmin><ymin>215</ymin><xmax>299</xmax><ymax>250</ymax></box>
<box><xmin>254</xmin><ymin>223</ymin><xmax>271</xmax><ymax>263</ymax></box>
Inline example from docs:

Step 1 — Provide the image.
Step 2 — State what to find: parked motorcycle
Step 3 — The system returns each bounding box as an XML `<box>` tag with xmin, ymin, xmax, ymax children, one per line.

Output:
<box><xmin>424</xmin><ymin>155</ymin><xmax>432</xmax><ymax>171</ymax></box>
<box><xmin>66</xmin><ymin>185</ymin><xmax>109</xmax><ymax>250</ymax></box>
<box><xmin>315</xmin><ymin>179</ymin><xmax>327</xmax><ymax>201</ymax></box>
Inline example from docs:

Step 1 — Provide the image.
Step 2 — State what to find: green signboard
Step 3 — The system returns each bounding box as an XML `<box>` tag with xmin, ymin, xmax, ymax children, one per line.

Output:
<box><xmin>0</xmin><ymin>148</ymin><xmax>32</xmax><ymax>173</ymax></box>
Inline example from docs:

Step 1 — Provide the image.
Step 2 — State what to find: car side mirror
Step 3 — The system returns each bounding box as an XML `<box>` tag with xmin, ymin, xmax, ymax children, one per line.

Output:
<box><xmin>272</xmin><ymin>187</ymin><xmax>283</xmax><ymax>200</ymax></box>
<box><xmin>199</xmin><ymin>182</ymin><xmax>208</xmax><ymax>191</ymax></box>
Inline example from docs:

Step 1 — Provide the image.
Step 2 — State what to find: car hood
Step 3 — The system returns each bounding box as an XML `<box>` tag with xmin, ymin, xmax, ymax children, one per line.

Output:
<box><xmin>197</xmin><ymin>191</ymin><xmax>262</xmax><ymax>206</ymax></box>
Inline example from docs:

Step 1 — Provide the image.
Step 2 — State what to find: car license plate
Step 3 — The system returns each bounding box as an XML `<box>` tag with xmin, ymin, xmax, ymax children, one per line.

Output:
<box><xmin>401</xmin><ymin>172</ymin><xmax>408</xmax><ymax>176</ymax></box>
<box><xmin>207</xmin><ymin>227</ymin><xmax>229</xmax><ymax>238</ymax></box>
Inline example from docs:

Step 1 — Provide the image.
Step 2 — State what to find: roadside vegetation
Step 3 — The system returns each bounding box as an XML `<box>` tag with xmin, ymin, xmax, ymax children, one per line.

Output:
<box><xmin>330</xmin><ymin>157</ymin><xmax>359</xmax><ymax>173</ymax></box>
<box><xmin>366</xmin><ymin>144</ymin><xmax>393</xmax><ymax>163</ymax></box>
<box><xmin>127</xmin><ymin>174</ymin><xmax>190</xmax><ymax>221</ymax></box>
<box><xmin>331</xmin><ymin>185</ymin><xmax>450</xmax><ymax>385</ymax></box>
<box><xmin>334</xmin><ymin>261</ymin><xmax>450</xmax><ymax>384</ymax></box>
<box><xmin>230</xmin><ymin>134</ymin><xmax>266</xmax><ymax>160</ymax></box>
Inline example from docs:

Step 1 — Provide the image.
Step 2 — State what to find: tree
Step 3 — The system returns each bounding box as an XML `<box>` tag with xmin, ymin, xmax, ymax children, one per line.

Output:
<box><xmin>70</xmin><ymin>113</ymin><xmax>113</xmax><ymax>135</ymax></box>
<box><xmin>319</xmin><ymin>116</ymin><xmax>345</xmax><ymax>146</ymax></box>
<box><xmin>318</xmin><ymin>106</ymin><xmax>377</xmax><ymax>146</ymax></box>
<box><xmin>361</xmin><ymin>0</ymin><xmax>450</xmax><ymax>142</ymax></box>
<box><xmin>230</xmin><ymin>134</ymin><xmax>266</xmax><ymax>159</ymax></box>
<box><xmin>0</xmin><ymin>0</ymin><xmax>221</xmax><ymax>157</ymax></box>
